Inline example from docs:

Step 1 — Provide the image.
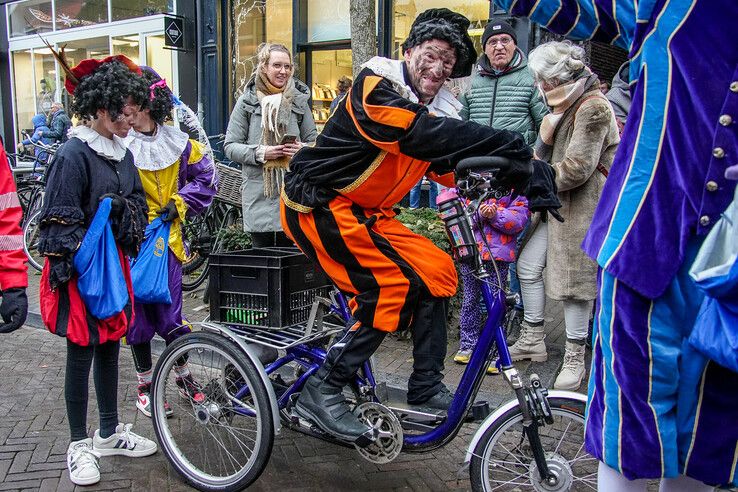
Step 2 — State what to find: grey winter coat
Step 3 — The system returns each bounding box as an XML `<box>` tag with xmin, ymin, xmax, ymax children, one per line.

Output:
<box><xmin>224</xmin><ymin>78</ymin><xmax>317</xmax><ymax>232</ymax></box>
<box><xmin>542</xmin><ymin>88</ymin><xmax>620</xmax><ymax>301</ymax></box>
<box><xmin>459</xmin><ymin>51</ymin><xmax>548</xmax><ymax>145</ymax></box>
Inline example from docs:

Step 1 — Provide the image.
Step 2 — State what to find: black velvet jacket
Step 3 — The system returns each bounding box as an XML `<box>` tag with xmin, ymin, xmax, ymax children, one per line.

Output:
<box><xmin>38</xmin><ymin>137</ymin><xmax>148</xmax><ymax>288</ymax></box>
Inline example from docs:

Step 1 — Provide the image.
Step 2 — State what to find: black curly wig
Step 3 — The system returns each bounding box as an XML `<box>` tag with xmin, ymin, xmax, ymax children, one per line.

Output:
<box><xmin>401</xmin><ymin>8</ymin><xmax>476</xmax><ymax>78</ymax></box>
<box><xmin>141</xmin><ymin>69</ymin><xmax>174</xmax><ymax>125</ymax></box>
<box><xmin>71</xmin><ymin>60</ymin><xmax>148</xmax><ymax>122</ymax></box>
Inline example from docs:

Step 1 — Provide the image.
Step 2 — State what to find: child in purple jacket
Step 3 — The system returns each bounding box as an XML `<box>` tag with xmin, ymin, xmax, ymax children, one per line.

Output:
<box><xmin>453</xmin><ymin>192</ymin><xmax>530</xmax><ymax>373</ymax></box>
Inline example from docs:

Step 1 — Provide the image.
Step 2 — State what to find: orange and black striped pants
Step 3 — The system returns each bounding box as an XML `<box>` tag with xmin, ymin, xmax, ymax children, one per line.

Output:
<box><xmin>280</xmin><ymin>196</ymin><xmax>457</xmax><ymax>332</ymax></box>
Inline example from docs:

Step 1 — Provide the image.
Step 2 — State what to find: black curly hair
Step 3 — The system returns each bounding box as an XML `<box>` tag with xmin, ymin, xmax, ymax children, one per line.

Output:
<box><xmin>71</xmin><ymin>60</ymin><xmax>148</xmax><ymax>122</ymax></box>
<box><xmin>141</xmin><ymin>69</ymin><xmax>174</xmax><ymax>125</ymax></box>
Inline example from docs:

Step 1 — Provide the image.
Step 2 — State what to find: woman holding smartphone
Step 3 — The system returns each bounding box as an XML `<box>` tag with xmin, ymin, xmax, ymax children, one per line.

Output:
<box><xmin>224</xmin><ymin>43</ymin><xmax>317</xmax><ymax>248</ymax></box>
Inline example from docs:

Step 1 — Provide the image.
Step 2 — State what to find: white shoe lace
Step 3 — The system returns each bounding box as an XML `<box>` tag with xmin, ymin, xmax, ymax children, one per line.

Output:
<box><xmin>117</xmin><ymin>423</ymin><xmax>152</xmax><ymax>448</ymax></box>
<box><xmin>561</xmin><ymin>348</ymin><xmax>585</xmax><ymax>371</ymax></box>
<box><xmin>70</xmin><ymin>443</ymin><xmax>100</xmax><ymax>470</ymax></box>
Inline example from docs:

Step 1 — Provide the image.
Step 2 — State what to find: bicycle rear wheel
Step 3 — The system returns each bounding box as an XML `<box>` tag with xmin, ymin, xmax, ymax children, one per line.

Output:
<box><xmin>151</xmin><ymin>331</ymin><xmax>275</xmax><ymax>491</ymax></box>
<box><xmin>23</xmin><ymin>209</ymin><xmax>44</xmax><ymax>271</ymax></box>
<box><xmin>470</xmin><ymin>397</ymin><xmax>596</xmax><ymax>491</ymax></box>
<box><xmin>182</xmin><ymin>217</ymin><xmax>213</xmax><ymax>291</ymax></box>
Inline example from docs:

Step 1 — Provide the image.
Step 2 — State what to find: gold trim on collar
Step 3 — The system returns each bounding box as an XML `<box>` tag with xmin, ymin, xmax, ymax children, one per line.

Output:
<box><xmin>335</xmin><ymin>150</ymin><xmax>387</xmax><ymax>194</ymax></box>
<box><xmin>280</xmin><ymin>188</ymin><xmax>314</xmax><ymax>213</ymax></box>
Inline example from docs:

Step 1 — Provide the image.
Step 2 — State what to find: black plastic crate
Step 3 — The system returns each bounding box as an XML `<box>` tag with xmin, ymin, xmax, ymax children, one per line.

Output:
<box><xmin>209</xmin><ymin>247</ymin><xmax>333</xmax><ymax>330</ymax></box>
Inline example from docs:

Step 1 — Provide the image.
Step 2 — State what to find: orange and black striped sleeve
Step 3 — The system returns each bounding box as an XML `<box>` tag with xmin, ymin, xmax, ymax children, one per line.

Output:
<box><xmin>349</xmin><ymin>68</ymin><xmax>533</xmax><ymax>175</ymax></box>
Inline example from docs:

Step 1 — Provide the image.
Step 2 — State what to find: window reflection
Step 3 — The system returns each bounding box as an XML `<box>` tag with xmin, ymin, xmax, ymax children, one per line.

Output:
<box><xmin>310</xmin><ymin>50</ymin><xmax>352</xmax><ymax>125</ymax></box>
<box><xmin>34</xmin><ymin>51</ymin><xmax>58</xmax><ymax>116</ymax></box>
<box><xmin>8</xmin><ymin>0</ymin><xmax>54</xmax><ymax>37</ymax></box>
<box><xmin>12</xmin><ymin>51</ymin><xmax>36</xmax><ymax>143</ymax></box>
<box><xmin>53</xmin><ymin>0</ymin><xmax>108</xmax><ymax>30</ymax></box>
<box><xmin>111</xmin><ymin>0</ymin><xmax>172</xmax><ymax>21</ymax></box>
<box><xmin>231</xmin><ymin>0</ymin><xmax>292</xmax><ymax>102</ymax></box>
<box><xmin>112</xmin><ymin>35</ymin><xmax>140</xmax><ymax>65</ymax></box>
<box><xmin>393</xmin><ymin>0</ymin><xmax>489</xmax><ymax>58</ymax></box>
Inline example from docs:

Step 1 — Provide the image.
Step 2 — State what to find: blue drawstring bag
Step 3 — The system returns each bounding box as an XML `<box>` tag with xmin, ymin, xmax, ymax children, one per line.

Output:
<box><xmin>688</xmin><ymin>183</ymin><xmax>738</xmax><ymax>372</ymax></box>
<box><xmin>130</xmin><ymin>217</ymin><xmax>172</xmax><ymax>304</ymax></box>
<box><xmin>73</xmin><ymin>197</ymin><xmax>129</xmax><ymax>319</ymax></box>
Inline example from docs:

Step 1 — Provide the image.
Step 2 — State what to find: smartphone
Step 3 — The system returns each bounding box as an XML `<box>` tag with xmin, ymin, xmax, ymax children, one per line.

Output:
<box><xmin>280</xmin><ymin>134</ymin><xmax>298</xmax><ymax>145</ymax></box>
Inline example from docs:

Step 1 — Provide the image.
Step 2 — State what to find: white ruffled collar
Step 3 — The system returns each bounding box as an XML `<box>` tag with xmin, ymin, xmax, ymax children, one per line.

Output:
<box><xmin>69</xmin><ymin>126</ymin><xmax>128</xmax><ymax>162</ymax></box>
<box><xmin>361</xmin><ymin>56</ymin><xmax>461</xmax><ymax>119</ymax></box>
<box><xmin>125</xmin><ymin>124</ymin><xmax>190</xmax><ymax>171</ymax></box>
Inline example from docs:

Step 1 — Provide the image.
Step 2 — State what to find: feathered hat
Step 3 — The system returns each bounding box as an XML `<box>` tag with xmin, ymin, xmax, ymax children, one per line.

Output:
<box><xmin>401</xmin><ymin>8</ymin><xmax>476</xmax><ymax>78</ymax></box>
<box><xmin>41</xmin><ymin>37</ymin><xmax>142</xmax><ymax>94</ymax></box>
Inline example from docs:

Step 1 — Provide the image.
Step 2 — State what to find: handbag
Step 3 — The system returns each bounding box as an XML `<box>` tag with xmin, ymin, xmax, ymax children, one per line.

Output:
<box><xmin>130</xmin><ymin>217</ymin><xmax>172</xmax><ymax>304</ymax></box>
<box><xmin>688</xmin><ymin>183</ymin><xmax>738</xmax><ymax>372</ymax></box>
<box><xmin>73</xmin><ymin>197</ymin><xmax>129</xmax><ymax>319</ymax></box>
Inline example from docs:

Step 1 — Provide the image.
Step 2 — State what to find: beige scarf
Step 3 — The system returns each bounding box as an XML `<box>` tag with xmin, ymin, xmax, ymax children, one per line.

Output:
<box><xmin>255</xmin><ymin>71</ymin><xmax>296</xmax><ymax>197</ymax></box>
<box><xmin>534</xmin><ymin>68</ymin><xmax>598</xmax><ymax>162</ymax></box>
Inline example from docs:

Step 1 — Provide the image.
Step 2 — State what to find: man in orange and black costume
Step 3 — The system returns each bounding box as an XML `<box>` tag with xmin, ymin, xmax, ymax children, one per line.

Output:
<box><xmin>280</xmin><ymin>9</ymin><xmax>560</xmax><ymax>442</ymax></box>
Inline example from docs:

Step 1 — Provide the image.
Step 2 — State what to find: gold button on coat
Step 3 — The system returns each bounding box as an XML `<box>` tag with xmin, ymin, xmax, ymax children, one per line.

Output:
<box><xmin>713</xmin><ymin>147</ymin><xmax>725</xmax><ymax>158</ymax></box>
<box><xmin>719</xmin><ymin>114</ymin><xmax>733</xmax><ymax>126</ymax></box>
<box><xmin>700</xmin><ymin>216</ymin><xmax>711</xmax><ymax>226</ymax></box>
<box><xmin>732</xmin><ymin>81</ymin><xmax>738</xmax><ymax>92</ymax></box>
<box><xmin>706</xmin><ymin>181</ymin><xmax>718</xmax><ymax>192</ymax></box>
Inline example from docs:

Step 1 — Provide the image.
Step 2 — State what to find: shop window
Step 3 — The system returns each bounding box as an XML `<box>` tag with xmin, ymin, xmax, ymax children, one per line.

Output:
<box><xmin>57</xmin><ymin>37</ymin><xmax>110</xmax><ymax>112</ymax></box>
<box><xmin>12</xmin><ymin>51</ymin><xmax>36</xmax><ymax>144</ymax></box>
<box><xmin>7</xmin><ymin>0</ymin><xmax>54</xmax><ymax>37</ymax></box>
<box><xmin>392</xmin><ymin>0</ymin><xmax>489</xmax><ymax>58</ymax></box>
<box><xmin>53</xmin><ymin>0</ymin><xmax>108</xmax><ymax>30</ymax></box>
<box><xmin>310</xmin><ymin>49</ymin><xmax>352</xmax><ymax>126</ymax></box>
<box><xmin>112</xmin><ymin>35</ymin><xmax>141</xmax><ymax>66</ymax></box>
<box><xmin>33</xmin><ymin>50</ymin><xmax>58</xmax><ymax>116</ymax></box>
<box><xmin>231</xmin><ymin>0</ymin><xmax>293</xmax><ymax>102</ymax></box>
<box><xmin>111</xmin><ymin>0</ymin><xmax>173</xmax><ymax>22</ymax></box>
<box><xmin>145</xmin><ymin>34</ymin><xmax>172</xmax><ymax>91</ymax></box>
<box><xmin>307</xmin><ymin>0</ymin><xmax>378</xmax><ymax>43</ymax></box>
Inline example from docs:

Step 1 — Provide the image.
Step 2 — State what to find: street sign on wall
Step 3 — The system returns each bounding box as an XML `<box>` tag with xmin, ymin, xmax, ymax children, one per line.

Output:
<box><xmin>164</xmin><ymin>15</ymin><xmax>186</xmax><ymax>51</ymax></box>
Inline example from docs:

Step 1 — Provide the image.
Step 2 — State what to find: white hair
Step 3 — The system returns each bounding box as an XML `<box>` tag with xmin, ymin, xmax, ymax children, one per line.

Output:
<box><xmin>528</xmin><ymin>41</ymin><xmax>587</xmax><ymax>84</ymax></box>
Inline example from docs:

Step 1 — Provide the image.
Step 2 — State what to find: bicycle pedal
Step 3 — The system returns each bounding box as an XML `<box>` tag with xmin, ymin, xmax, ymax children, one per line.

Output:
<box><xmin>353</xmin><ymin>429</ymin><xmax>378</xmax><ymax>449</ymax></box>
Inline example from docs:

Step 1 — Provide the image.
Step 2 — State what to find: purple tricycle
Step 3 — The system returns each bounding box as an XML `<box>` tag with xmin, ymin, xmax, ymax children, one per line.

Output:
<box><xmin>150</xmin><ymin>157</ymin><xmax>595</xmax><ymax>491</ymax></box>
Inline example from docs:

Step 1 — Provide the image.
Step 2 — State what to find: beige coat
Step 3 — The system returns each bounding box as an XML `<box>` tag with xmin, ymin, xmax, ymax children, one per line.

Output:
<box><xmin>539</xmin><ymin>88</ymin><xmax>620</xmax><ymax>301</ymax></box>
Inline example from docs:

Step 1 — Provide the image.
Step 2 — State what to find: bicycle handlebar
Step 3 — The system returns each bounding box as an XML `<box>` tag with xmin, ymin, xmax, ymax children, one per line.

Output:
<box><xmin>455</xmin><ymin>156</ymin><xmax>515</xmax><ymax>176</ymax></box>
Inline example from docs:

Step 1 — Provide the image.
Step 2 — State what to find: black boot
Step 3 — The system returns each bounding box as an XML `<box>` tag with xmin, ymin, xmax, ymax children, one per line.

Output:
<box><xmin>295</xmin><ymin>323</ymin><xmax>386</xmax><ymax>442</ymax></box>
<box><xmin>407</xmin><ymin>296</ymin><xmax>452</xmax><ymax>409</ymax></box>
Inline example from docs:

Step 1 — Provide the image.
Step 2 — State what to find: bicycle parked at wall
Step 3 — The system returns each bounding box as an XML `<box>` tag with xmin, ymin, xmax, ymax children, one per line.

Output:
<box><xmin>150</xmin><ymin>157</ymin><xmax>596</xmax><ymax>492</ymax></box>
<box><xmin>11</xmin><ymin>137</ymin><xmax>60</xmax><ymax>271</ymax></box>
<box><xmin>181</xmin><ymin>135</ymin><xmax>243</xmax><ymax>292</ymax></box>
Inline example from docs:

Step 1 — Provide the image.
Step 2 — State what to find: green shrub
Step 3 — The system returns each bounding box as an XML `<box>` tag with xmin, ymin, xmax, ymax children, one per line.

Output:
<box><xmin>216</xmin><ymin>224</ymin><xmax>252</xmax><ymax>252</ymax></box>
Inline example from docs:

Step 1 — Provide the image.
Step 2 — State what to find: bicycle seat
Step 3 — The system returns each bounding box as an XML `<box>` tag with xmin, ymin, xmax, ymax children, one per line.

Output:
<box><xmin>456</xmin><ymin>156</ymin><xmax>515</xmax><ymax>177</ymax></box>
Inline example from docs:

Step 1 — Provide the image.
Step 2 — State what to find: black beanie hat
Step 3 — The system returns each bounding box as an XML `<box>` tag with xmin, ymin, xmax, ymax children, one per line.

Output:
<box><xmin>482</xmin><ymin>20</ymin><xmax>517</xmax><ymax>48</ymax></box>
<box><xmin>401</xmin><ymin>8</ymin><xmax>476</xmax><ymax>78</ymax></box>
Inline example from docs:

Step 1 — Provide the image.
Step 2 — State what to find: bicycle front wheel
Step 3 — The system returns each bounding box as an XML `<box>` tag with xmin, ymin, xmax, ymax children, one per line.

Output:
<box><xmin>470</xmin><ymin>397</ymin><xmax>597</xmax><ymax>491</ymax></box>
<box><xmin>23</xmin><ymin>209</ymin><xmax>44</xmax><ymax>271</ymax></box>
<box><xmin>151</xmin><ymin>331</ymin><xmax>275</xmax><ymax>492</ymax></box>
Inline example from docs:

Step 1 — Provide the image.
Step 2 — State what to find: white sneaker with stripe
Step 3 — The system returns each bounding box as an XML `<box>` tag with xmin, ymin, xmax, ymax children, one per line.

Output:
<box><xmin>92</xmin><ymin>423</ymin><xmax>157</xmax><ymax>457</ymax></box>
<box><xmin>67</xmin><ymin>438</ymin><xmax>101</xmax><ymax>486</ymax></box>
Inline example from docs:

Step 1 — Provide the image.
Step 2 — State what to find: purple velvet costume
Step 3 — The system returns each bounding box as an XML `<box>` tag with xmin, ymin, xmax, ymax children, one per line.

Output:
<box><xmin>127</xmin><ymin>140</ymin><xmax>217</xmax><ymax>345</ymax></box>
<box><xmin>494</xmin><ymin>0</ymin><xmax>738</xmax><ymax>485</ymax></box>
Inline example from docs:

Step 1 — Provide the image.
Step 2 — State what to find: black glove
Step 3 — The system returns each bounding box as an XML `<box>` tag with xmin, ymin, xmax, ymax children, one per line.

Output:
<box><xmin>490</xmin><ymin>158</ymin><xmax>535</xmax><ymax>191</ymax></box>
<box><xmin>0</xmin><ymin>288</ymin><xmax>28</xmax><ymax>334</ymax></box>
<box><xmin>99</xmin><ymin>193</ymin><xmax>125</xmax><ymax>219</ymax></box>
<box><xmin>524</xmin><ymin>160</ymin><xmax>564</xmax><ymax>223</ymax></box>
<box><xmin>156</xmin><ymin>200</ymin><xmax>179</xmax><ymax>222</ymax></box>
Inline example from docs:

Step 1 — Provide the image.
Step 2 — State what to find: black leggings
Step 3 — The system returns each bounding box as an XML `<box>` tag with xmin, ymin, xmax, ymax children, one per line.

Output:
<box><xmin>65</xmin><ymin>340</ymin><xmax>119</xmax><ymax>441</ymax></box>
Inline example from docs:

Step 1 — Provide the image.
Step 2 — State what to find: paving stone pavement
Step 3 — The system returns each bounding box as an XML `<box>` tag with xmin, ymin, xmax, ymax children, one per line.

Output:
<box><xmin>2</xmin><ymin>270</ymin><xmax>589</xmax><ymax>491</ymax></box>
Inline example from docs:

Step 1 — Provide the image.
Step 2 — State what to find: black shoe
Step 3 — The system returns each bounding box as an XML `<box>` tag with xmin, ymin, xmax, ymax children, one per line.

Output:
<box><xmin>295</xmin><ymin>376</ymin><xmax>372</xmax><ymax>442</ymax></box>
<box><xmin>408</xmin><ymin>387</ymin><xmax>454</xmax><ymax>413</ymax></box>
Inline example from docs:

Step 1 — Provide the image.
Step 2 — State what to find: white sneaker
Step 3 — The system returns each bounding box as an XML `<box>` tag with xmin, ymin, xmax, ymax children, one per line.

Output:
<box><xmin>93</xmin><ymin>423</ymin><xmax>157</xmax><ymax>458</ymax></box>
<box><xmin>67</xmin><ymin>438</ymin><xmax>101</xmax><ymax>486</ymax></box>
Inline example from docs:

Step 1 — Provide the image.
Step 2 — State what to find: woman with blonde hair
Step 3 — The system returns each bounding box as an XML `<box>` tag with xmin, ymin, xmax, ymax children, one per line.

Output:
<box><xmin>511</xmin><ymin>41</ymin><xmax>619</xmax><ymax>391</ymax></box>
<box><xmin>224</xmin><ymin>43</ymin><xmax>317</xmax><ymax>247</ymax></box>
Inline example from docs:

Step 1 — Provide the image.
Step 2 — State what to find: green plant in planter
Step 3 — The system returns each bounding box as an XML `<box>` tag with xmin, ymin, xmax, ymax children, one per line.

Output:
<box><xmin>216</xmin><ymin>224</ymin><xmax>252</xmax><ymax>252</ymax></box>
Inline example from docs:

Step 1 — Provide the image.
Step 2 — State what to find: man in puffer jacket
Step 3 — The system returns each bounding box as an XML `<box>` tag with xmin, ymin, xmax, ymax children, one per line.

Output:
<box><xmin>459</xmin><ymin>20</ymin><xmax>547</xmax><ymax>145</ymax></box>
